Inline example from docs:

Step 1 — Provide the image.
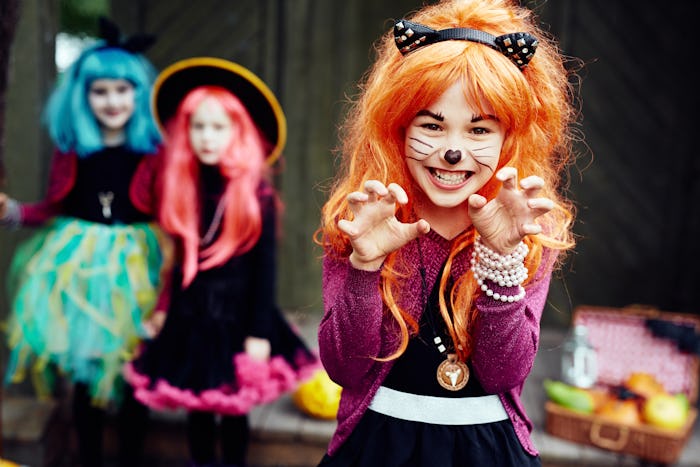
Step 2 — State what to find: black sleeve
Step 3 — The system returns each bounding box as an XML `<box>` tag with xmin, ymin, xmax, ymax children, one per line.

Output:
<box><xmin>247</xmin><ymin>188</ymin><xmax>278</xmax><ymax>339</ymax></box>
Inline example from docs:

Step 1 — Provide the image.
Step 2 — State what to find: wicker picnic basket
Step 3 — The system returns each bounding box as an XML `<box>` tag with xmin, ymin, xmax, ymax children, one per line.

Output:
<box><xmin>544</xmin><ymin>305</ymin><xmax>700</xmax><ymax>465</ymax></box>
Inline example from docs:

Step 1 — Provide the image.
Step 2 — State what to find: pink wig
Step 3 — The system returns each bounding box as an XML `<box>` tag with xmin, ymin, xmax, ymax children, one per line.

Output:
<box><xmin>159</xmin><ymin>85</ymin><xmax>269</xmax><ymax>286</ymax></box>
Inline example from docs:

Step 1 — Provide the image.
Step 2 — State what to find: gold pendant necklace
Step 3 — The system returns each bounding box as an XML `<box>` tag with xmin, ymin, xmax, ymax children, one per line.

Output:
<box><xmin>437</xmin><ymin>353</ymin><xmax>469</xmax><ymax>391</ymax></box>
<box><xmin>417</xmin><ymin>238</ymin><xmax>469</xmax><ymax>392</ymax></box>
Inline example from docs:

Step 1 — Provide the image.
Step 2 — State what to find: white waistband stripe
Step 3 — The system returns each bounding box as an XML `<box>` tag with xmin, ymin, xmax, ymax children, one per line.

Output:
<box><xmin>368</xmin><ymin>386</ymin><xmax>509</xmax><ymax>425</ymax></box>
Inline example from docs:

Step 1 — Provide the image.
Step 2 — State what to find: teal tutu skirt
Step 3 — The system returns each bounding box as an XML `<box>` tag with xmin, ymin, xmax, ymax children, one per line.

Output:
<box><xmin>4</xmin><ymin>217</ymin><xmax>167</xmax><ymax>406</ymax></box>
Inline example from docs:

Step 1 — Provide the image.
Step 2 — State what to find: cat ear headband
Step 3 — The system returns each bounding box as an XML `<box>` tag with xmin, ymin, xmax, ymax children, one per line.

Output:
<box><xmin>68</xmin><ymin>17</ymin><xmax>157</xmax><ymax>85</ymax></box>
<box><xmin>393</xmin><ymin>19</ymin><xmax>538</xmax><ymax>70</ymax></box>
<box><xmin>98</xmin><ymin>16</ymin><xmax>156</xmax><ymax>53</ymax></box>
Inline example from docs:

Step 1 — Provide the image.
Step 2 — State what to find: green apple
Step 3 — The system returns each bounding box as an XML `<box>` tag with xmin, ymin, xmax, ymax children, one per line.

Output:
<box><xmin>643</xmin><ymin>393</ymin><xmax>688</xmax><ymax>430</ymax></box>
<box><xmin>674</xmin><ymin>393</ymin><xmax>690</xmax><ymax>413</ymax></box>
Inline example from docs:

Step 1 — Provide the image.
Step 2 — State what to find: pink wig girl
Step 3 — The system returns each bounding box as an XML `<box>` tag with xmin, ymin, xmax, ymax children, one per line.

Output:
<box><xmin>159</xmin><ymin>85</ymin><xmax>271</xmax><ymax>286</ymax></box>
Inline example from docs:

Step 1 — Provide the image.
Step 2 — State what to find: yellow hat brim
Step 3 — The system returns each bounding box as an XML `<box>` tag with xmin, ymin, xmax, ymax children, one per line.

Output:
<box><xmin>152</xmin><ymin>57</ymin><xmax>287</xmax><ymax>165</ymax></box>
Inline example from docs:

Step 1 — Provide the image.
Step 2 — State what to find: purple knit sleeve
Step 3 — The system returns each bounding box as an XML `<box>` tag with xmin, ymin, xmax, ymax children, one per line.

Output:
<box><xmin>470</xmin><ymin>248</ymin><xmax>558</xmax><ymax>393</ymax></box>
<box><xmin>318</xmin><ymin>253</ymin><xmax>386</xmax><ymax>389</ymax></box>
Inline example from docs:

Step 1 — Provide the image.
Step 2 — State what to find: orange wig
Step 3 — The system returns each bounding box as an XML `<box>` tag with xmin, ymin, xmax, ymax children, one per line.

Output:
<box><xmin>318</xmin><ymin>0</ymin><xmax>579</xmax><ymax>361</ymax></box>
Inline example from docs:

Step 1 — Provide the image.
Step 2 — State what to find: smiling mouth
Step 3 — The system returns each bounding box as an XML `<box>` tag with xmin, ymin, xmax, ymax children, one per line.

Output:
<box><xmin>429</xmin><ymin>167</ymin><xmax>473</xmax><ymax>185</ymax></box>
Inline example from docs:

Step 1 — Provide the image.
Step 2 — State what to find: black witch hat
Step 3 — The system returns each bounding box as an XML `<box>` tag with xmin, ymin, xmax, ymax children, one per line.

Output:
<box><xmin>152</xmin><ymin>57</ymin><xmax>287</xmax><ymax>165</ymax></box>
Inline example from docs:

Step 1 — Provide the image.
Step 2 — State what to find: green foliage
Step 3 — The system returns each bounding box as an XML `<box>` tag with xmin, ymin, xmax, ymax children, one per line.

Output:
<box><xmin>60</xmin><ymin>0</ymin><xmax>110</xmax><ymax>36</ymax></box>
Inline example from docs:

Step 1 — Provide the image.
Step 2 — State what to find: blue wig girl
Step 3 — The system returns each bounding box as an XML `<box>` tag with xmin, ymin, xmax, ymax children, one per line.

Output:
<box><xmin>43</xmin><ymin>43</ymin><xmax>162</xmax><ymax>158</ymax></box>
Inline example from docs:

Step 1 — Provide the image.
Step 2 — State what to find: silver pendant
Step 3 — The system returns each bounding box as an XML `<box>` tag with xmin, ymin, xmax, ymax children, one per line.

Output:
<box><xmin>437</xmin><ymin>353</ymin><xmax>469</xmax><ymax>391</ymax></box>
<box><xmin>98</xmin><ymin>191</ymin><xmax>114</xmax><ymax>219</ymax></box>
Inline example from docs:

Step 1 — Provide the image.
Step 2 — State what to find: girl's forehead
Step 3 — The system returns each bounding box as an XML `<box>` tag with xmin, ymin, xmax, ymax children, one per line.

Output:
<box><xmin>195</xmin><ymin>96</ymin><xmax>226</xmax><ymax>113</ymax></box>
<box><xmin>423</xmin><ymin>81</ymin><xmax>496</xmax><ymax>115</ymax></box>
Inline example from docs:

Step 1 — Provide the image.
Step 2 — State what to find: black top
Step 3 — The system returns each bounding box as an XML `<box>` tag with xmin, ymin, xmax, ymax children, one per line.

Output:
<box><xmin>382</xmin><ymin>266</ymin><xmax>487</xmax><ymax>397</ymax></box>
<box><xmin>62</xmin><ymin>146</ymin><xmax>150</xmax><ymax>224</ymax></box>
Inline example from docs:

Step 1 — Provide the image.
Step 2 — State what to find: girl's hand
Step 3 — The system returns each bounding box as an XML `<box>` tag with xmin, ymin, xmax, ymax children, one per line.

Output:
<box><xmin>0</xmin><ymin>193</ymin><xmax>8</xmax><ymax>219</ymax></box>
<box><xmin>142</xmin><ymin>311</ymin><xmax>167</xmax><ymax>338</ymax></box>
<box><xmin>244</xmin><ymin>336</ymin><xmax>271</xmax><ymax>362</ymax></box>
<box><xmin>468</xmin><ymin>167</ymin><xmax>554</xmax><ymax>254</ymax></box>
<box><xmin>338</xmin><ymin>180</ymin><xmax>430</xmax><ymax>271</ymax></box>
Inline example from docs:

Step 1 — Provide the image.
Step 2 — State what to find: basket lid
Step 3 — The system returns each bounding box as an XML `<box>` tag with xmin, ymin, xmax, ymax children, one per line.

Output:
<box><xmin>573</xmin><ymin>305</ymin><xmax>700</xmax><ymax>403</ymax></box>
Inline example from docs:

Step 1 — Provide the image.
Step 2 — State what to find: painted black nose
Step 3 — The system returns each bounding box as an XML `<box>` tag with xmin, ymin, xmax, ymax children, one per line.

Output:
<box><xmin>444</xmin><ymin>149</ymin><xmax>462</xmax><ymax>165</ymax></box>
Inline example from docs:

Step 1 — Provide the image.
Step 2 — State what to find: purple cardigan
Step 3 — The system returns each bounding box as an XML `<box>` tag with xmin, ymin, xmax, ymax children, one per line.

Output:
<box><xmin>318</xmin><ymin>229</ymin><xmax>556</xmax><ymax>457</ymax></box>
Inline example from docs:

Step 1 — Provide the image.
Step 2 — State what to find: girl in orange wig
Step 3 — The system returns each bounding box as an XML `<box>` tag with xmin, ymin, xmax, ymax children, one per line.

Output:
<box><xmin>317</xmin><ymin>0</ymin><xmax>579</xmax><ymax>465</ymax></box>
<box><xmin>124</xmin><ymin>58</ymin><xmax>318</xmax><ymax>467</ymax></box>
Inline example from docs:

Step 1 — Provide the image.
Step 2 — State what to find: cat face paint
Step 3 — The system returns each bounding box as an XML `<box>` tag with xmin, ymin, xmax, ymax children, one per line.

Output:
<box><xmin>404</xmin><ymin>81</ymin><xmax>505</xmax><ymax>209</ymax></box>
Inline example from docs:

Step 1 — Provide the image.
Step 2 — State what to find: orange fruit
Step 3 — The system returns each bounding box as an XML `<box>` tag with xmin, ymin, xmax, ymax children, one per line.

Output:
<box><xmin>625</xmin><ymin>372</ymin><xmax>666</xmax><ymax>399</ymax></box>
<box><xmin>588</xmin><ymin>387</ymin><xmax>612</xmax><ymax>412</ymax></box>
<box><xmin>596</xmin><ymin>398</ymin><xmax>642</xmax><ymax>425</ymax></box>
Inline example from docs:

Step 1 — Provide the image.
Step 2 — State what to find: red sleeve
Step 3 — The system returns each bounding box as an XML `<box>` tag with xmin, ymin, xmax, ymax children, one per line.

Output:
<box><xmin>154</xmin><ymin>272</ymin><xmax>172</xmax><ymax>313</ymax></box>
<box><xmin>20</xmin><ymin>150</ymin><xmax>76</xmax><ymax>226</ymax></box>
<box><xmin>130</xmin><ymin>147</ymin><xmax>163</xmax><ymax>216</ymax></box>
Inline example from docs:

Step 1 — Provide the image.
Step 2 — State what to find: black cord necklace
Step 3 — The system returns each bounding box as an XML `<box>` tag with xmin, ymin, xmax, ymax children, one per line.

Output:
<box><xmin>200</xmin><ymin>195</ymin><xmax>226</xmax><ymax>247</ymax></box>
<box><xmin>417</xmin><ymin>237</ymin><xmax>469</xmax><ymax>391</ymax></box>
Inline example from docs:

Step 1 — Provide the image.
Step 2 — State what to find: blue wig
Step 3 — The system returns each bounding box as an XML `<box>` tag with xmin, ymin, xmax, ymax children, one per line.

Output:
<box><xmin>43</xmin><ymin>42</ymin><xmax>162</xmax><ymax>157</ymax></box>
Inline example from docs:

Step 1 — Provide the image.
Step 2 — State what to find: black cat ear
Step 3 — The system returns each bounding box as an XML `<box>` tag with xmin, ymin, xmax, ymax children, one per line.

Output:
<box><xmin>98</xmin><ymin>16</ymin><xmax>121</xmax><ymax>46</ymax></box>
<box><xmin>97</xmin><ymin>16</ymin><xmax>156</xmax><ymax>53</ymax></box>
<box><xmin>393</xmin><ymin>18</ymin><xmax>537</xmax><ymax>70</ymax></box>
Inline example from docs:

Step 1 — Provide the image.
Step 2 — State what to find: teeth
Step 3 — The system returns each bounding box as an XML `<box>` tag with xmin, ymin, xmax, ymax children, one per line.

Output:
<box><xmin>432</xmin><ymin>168</ymin><xmax>468</xmax><ymax>185</ymax></box>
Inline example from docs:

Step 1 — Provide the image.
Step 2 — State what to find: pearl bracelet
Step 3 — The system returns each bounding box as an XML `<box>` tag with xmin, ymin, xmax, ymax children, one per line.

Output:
<box><xmin>471</xmin><ymin>236</ymin><xmax>528</xmax><ymax>303</ymax></box>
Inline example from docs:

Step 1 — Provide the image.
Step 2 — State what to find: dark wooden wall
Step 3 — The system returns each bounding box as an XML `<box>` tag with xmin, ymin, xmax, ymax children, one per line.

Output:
<box><xmin>2</xmin><ymin>0</ymin><xmax>699</xmax><ymax>330</ymax></box>
<box><xmin>0</xmin><ymin>0</ymin><xmax>58</xmax><ymax>337</ymax></box>
<box><xmin>533</xmin><ymin>1</ymin><xmax>700</xmax><ymax>325</ymax></box>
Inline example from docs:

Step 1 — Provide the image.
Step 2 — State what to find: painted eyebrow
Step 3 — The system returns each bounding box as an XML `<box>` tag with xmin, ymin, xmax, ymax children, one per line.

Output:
<box><xmin>415</xmin><ymin>110</ymin><xmax>443</xmax><ymax>121</ymax></box>
<box><xmin>472</xmin><ymin>114</ymin><xmax>499</xmax><ymax>122</ymax></box>
<box><xmin>415</xmin><ymin>110</ymin><xmax>499</xmax><ymax>123</ymax></box>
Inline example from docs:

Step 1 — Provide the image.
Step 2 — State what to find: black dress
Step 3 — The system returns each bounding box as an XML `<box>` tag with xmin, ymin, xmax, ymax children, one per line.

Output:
<box><xmin>125</xmin><ymin>166</ymin><xmax>319</xmax><ymax>415</ymax></box>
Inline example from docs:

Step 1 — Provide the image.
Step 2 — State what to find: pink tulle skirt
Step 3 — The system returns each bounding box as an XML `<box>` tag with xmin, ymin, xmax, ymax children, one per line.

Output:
<box><xmin>125</xmin><ymin>351</ymin><xmax>319</xmax><ymax>415</ymax></box>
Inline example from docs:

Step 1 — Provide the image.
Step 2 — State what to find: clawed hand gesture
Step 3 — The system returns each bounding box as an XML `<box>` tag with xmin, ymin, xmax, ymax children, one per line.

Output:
<box><xmin>468</xmin><ymin>167</ymin><xmax>554</xmax><ymax>254</ymax></box>
<box><xmin>337</xmin><ymin>168</ymin><xmax>554</xmax><ymax>269</ymax></box>
<box><xmin>337</xmin><ymin>180</ymin><xmax>429</xmax><ymax>270</ymax></box>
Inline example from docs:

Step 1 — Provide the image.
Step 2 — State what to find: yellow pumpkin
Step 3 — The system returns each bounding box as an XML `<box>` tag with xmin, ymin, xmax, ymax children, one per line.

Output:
<box><xmin>292</xmin><ymin>369</ymin><xmax>342</xmax><ymax>420</ymax></box>
<box><xmin>0</xmin><ymin>460</ymin><xmax>26</xmax><ymax>467</ymax></box>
